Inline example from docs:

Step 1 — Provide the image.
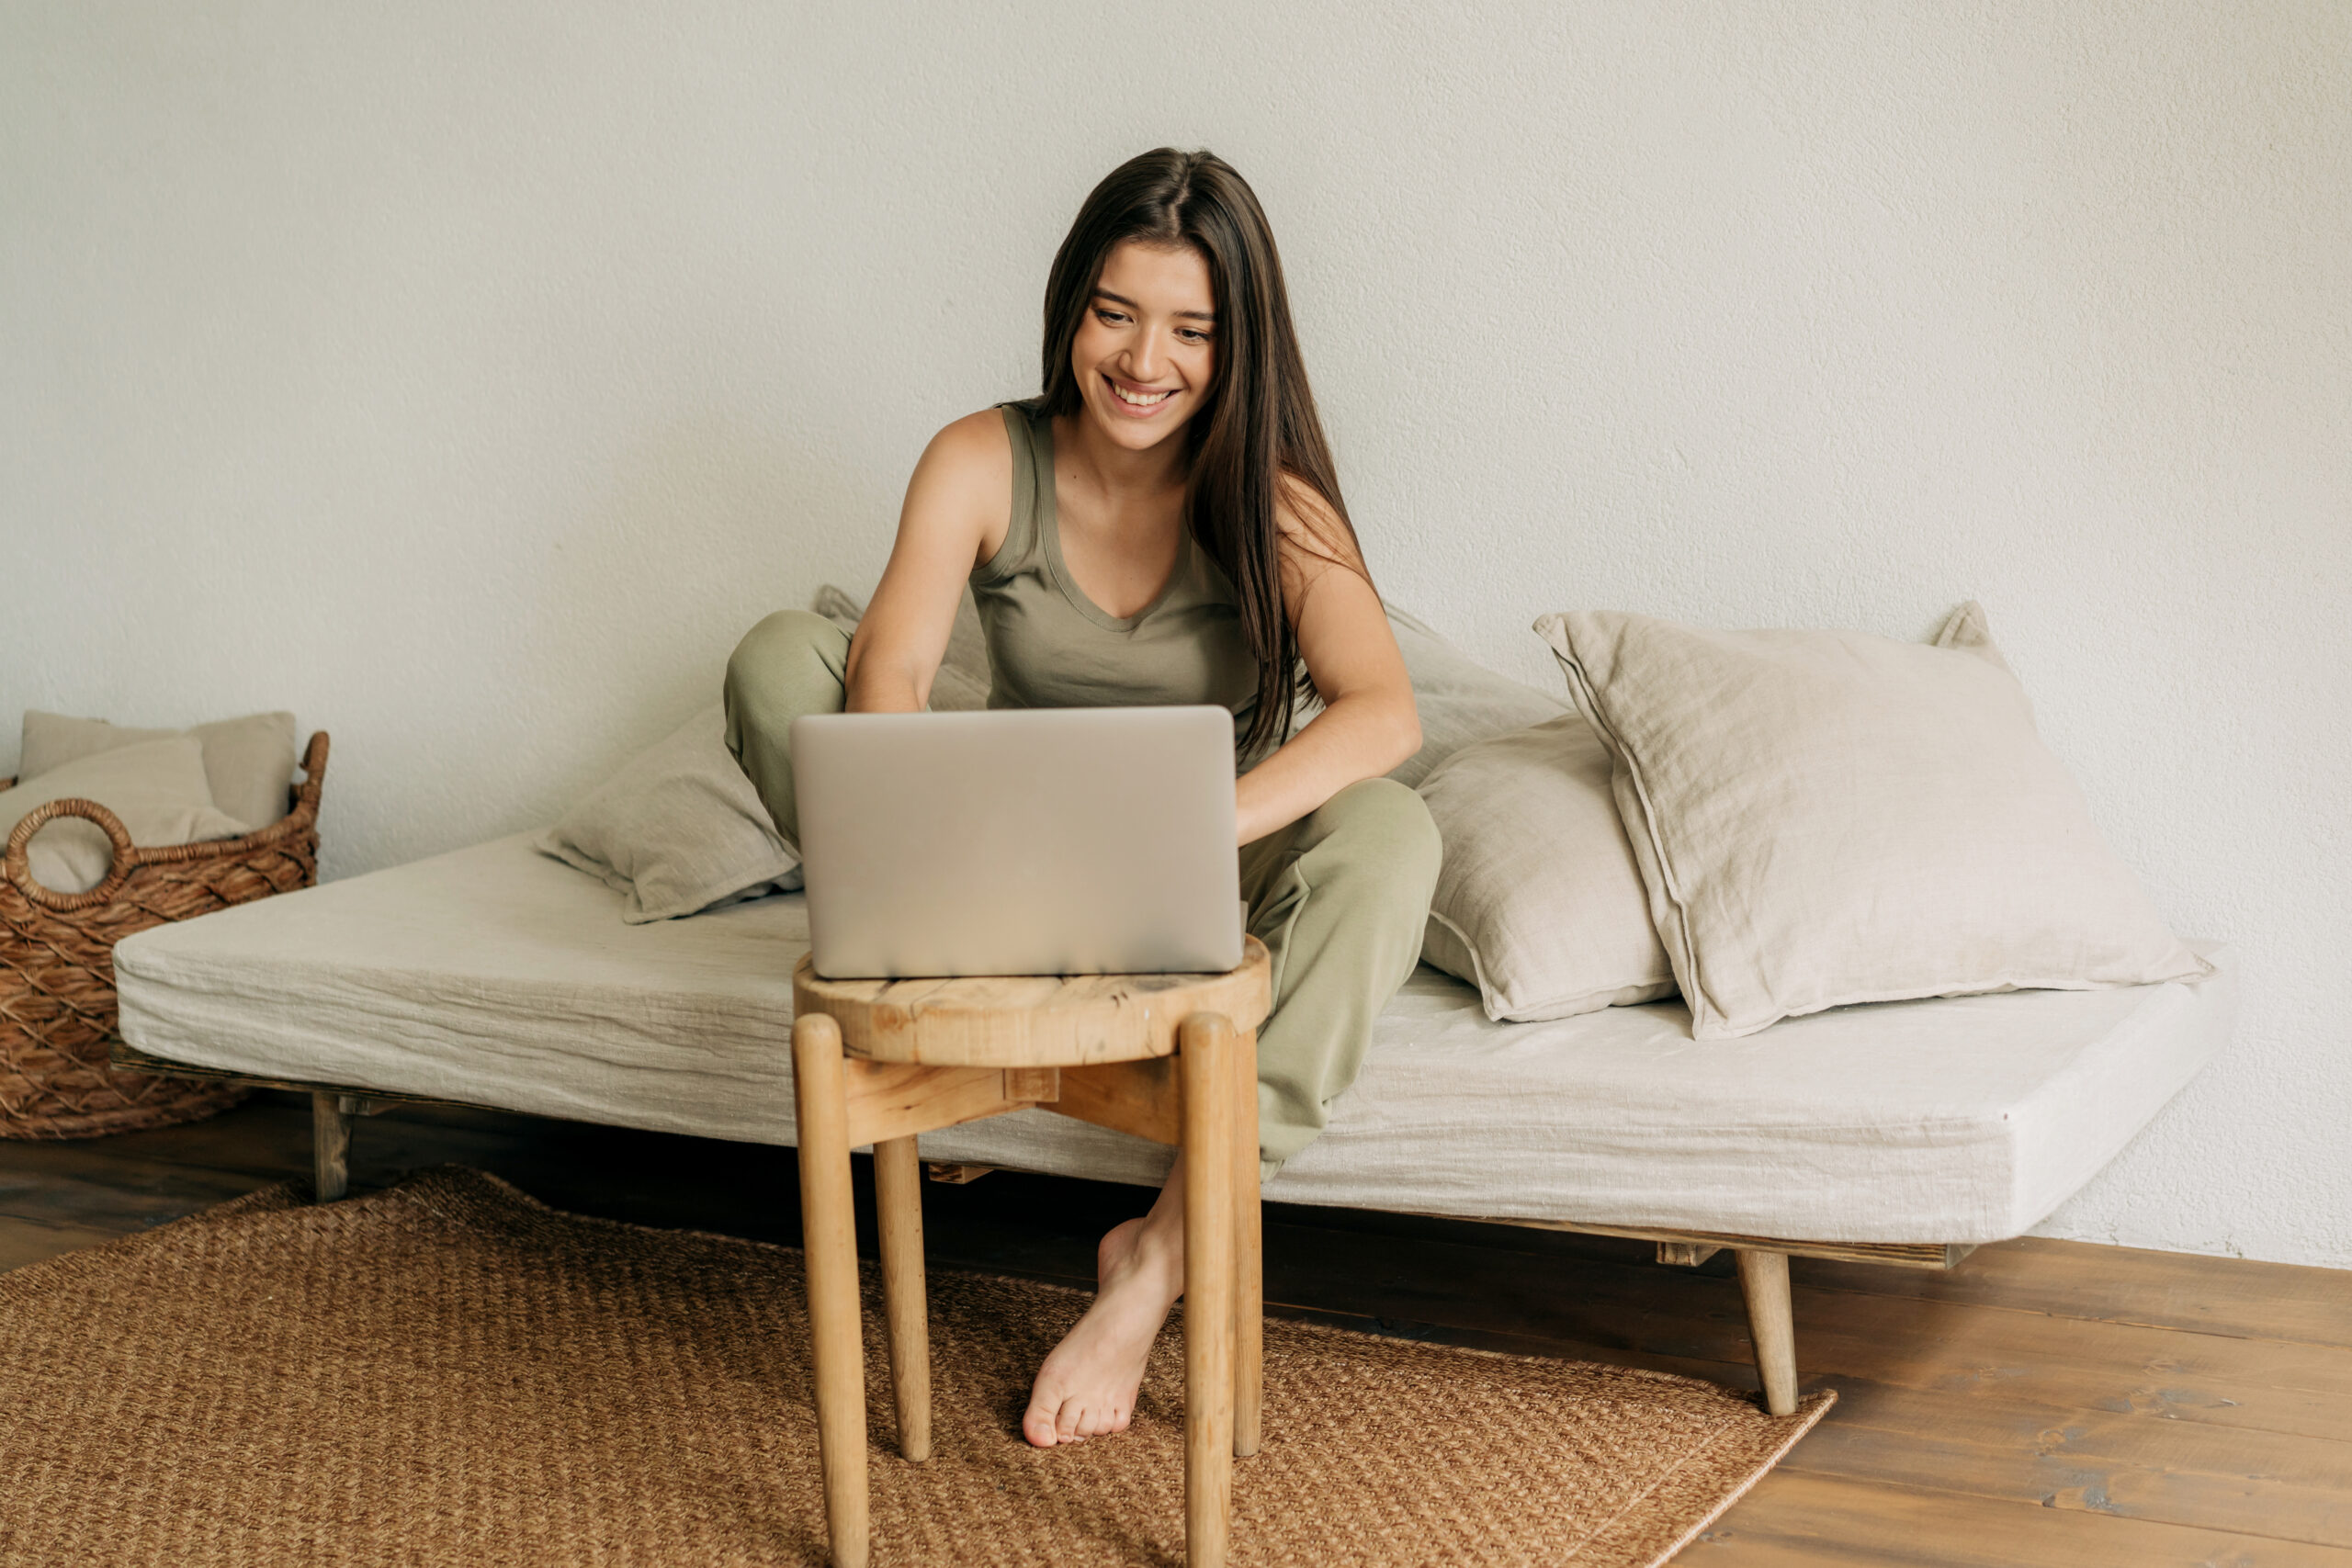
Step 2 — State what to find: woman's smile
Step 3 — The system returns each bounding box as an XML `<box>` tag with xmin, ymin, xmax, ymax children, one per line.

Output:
<box><xmin>1103</xmin><ymin>373</ymin><xmax>1179</xmax><ymax>414</ymax></box>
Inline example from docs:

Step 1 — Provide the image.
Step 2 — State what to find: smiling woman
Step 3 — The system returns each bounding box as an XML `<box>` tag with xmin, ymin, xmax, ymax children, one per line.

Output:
<box><xmin>721</xmin><ymin>147</ymin><xmax>1441</xmax><ymax>1451</ymax></box>
<box><xmin>1033</xmin><ymin>152</ymin><xmax>1369</xmax><ymax>771</ymax></box>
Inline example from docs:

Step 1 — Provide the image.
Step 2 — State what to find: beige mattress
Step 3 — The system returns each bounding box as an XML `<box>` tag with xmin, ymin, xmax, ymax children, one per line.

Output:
<box><xmin>114</xmin><ymin>833</ymin><xmax>2236</xmax><ymax>1244</ymax></box>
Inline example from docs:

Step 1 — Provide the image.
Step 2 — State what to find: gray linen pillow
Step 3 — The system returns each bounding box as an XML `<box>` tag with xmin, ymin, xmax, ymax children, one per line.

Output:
<box><xmin>1379</xmin><ymin>604</ymin><xmax>1569</xmax><ymax>788</ymax></box>
<box><xmin>810</xmin><ymin>583</ymin><xmax>992</xmax><ymax>712</ymax></box>
<box><xmin>1536</xmin><ymin>601</ymin><xmax>2211</xmax><ymax>1039</ymax></box>
<box><xmin>1417</xmin><ymin>714</ymin><xmax>1677</xmax><ymax>1021</ymax></box>
<box><xmin>20</xmin><ymin>710</ymin><xmax>298</xmax><ymax>832</ymax></box>
<box><xmin>543</xmin><ymin>586</ymin><xmax>992</xmax><ymax>924</ymax></box>
<box><xmin>537</xmin><ymin>704</ymin><xmax>802</xmax><ymax>923</ymax></box>
<box><xmin>1</xmin><ymin>737</ymin><xmax>251</xmax><ymax>894</ymax></box>
<box><xmin>1283</xmin><ymin>603</ymin><xmax>1567</xmax><ymax>784</ymax></box>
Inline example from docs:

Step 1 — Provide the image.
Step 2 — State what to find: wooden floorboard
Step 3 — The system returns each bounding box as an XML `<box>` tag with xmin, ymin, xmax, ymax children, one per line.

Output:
<box><xmin>1679</xmin><ymin>1471</ymin><xmax>2352</xmax><ymax>1567</ymax></box>
<box><xmin>1785</xmin><ymin>1393</ymin><xmax>2352</xmax><ymax>1548</ymax></box>
<box><xmin>1773</xmin><ymin>1286</ymin><xmax>2352</xmax><ymax>1441</ymax></box>
<box><xmin>0</xmin><ymin>1156</ymin><xmax>270</xmax><ymax>1229</ymax></box>
<box><xmin>1797</xmin><ymin>1234</ymin><xmax>2352</xmax><ymax>1350</ymax></box>
<box><xmin>0</xmin><ymin>1213</ymin><xmax>130</xmax><ymax>1272</ymax></box>
<box><xmin>3</xmin><ymin>1090</ymin><xmax>2346</xmax><ymax>1565</ymax></box>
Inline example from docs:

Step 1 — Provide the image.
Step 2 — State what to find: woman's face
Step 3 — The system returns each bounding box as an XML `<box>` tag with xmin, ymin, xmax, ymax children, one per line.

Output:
<box><xmin>1069</xmin><ymin>239</ymin><xmax>1217</xmax><ymax>455</ymax></box>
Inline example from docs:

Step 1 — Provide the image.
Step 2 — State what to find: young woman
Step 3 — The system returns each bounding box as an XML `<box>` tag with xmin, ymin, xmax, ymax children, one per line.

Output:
<box><xmin>723</xmin><ymin>148</ymin><xmax>1441</xmax><ymax>1449</ymax></box>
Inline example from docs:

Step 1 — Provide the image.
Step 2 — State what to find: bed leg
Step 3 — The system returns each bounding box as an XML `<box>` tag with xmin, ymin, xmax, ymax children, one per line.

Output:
<box><xmin>311</xmin><ymin>1091</ymin><xmax>351</xmax><ymax>1202</ymax></box>
<box><xmin>1735</xmin><ymin>1248</ymin><xmax>1798</xmax><ymax>1416</ymax></box>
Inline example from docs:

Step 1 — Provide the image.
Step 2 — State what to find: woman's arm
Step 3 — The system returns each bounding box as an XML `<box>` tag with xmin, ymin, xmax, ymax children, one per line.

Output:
<box><xmin>842</xmin><ymin>412</ymin><xmax>1012</xmax><ymax>713</ymax></box>
<box><xmin>1233</xmin><ymin>479</ymin><xmax>1421</xmax><ymax>844</ymax></box>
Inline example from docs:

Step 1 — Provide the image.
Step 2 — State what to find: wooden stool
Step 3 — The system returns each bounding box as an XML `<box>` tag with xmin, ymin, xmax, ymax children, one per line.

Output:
<box><xmin>791</xmin><ymin>939</ymin><xmax>1274</xmax><ymax>1568</ymax></box>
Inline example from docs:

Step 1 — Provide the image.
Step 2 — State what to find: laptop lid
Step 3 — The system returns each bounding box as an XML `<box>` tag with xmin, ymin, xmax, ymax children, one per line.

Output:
<box><xmin>790</xmin><ymin>705</ymin><xmax>1242</xmax><ymax>979</ymax></box>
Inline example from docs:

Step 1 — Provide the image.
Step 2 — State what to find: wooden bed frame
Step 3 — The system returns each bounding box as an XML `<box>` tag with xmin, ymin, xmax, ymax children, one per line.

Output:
<box><xmin>112</xmin><ymin>1040</ymin><xmax>1972</xmax><ymax>1416</ymax></box>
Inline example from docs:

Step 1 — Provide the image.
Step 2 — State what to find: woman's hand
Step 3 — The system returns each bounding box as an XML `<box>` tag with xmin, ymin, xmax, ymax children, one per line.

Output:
<box><xmin>1232</xmin><ymin>480</ymin><xmax>1421</xmax><ymax>844</ymax></box>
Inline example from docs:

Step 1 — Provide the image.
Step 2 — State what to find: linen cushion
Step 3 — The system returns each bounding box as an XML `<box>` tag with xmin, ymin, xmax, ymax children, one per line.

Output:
<box><xmin>1377</xmin><ymin>604</ymin><xmax>1570</xmax><ymax>788</ymax></box>
<box><xmin>537</xmin><ymin>705</ymin><xmax>801</xmax><ymax>924</ymax></box>
<box><xmin>20</xmin><ymin>710</ymin><xmax>298</xmax><ymax>832</ymax></box>
<box><xmin>542</xmin><ymin>585</ymin><xmax>988</xmax><ymax>924</ymax></box>
<box><xmin>1243</xmin><ymin>599</ymin><xmax>1570</xmax><ymax>784</ymax></box>
<box><xmin>1417</xmin><ymin>715</ymin><xmax>1676</xmax><ymax>1021</ymax></box>
<box><xmin>811</xmin><ymin>583</ymin><xmax>992</xmax><ymax>712</ymax></box>
<box><xmin>1534</xmin><ymin>602</ymin><xmax>2210</xmax><ymax>1040</ymax></box>
<box><xmin>1</xmin><ymin>737</ymin><xmax>252</xmax><ymax>895</ymax></box>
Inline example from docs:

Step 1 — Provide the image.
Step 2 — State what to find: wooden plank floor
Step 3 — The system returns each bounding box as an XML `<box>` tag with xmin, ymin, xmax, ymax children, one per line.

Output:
<box><xmin>4</xmin><ymin>1091</ymin><xmax>2346</xmax><ymax>1565</ymax></box>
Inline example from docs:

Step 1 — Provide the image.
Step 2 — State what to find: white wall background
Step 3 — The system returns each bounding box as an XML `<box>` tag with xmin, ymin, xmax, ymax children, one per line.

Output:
<box><xmin>6</xmin><ymin>4</ymin><xmax>2346</xmax><ymax>1263</ymax></box>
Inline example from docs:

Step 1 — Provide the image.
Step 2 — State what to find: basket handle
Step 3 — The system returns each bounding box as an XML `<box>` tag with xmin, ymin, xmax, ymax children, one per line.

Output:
<box><xmin>4</xmin><ymin>797</ymin><xmax>140</xmax><ymax>912</ymax></box>
<box><xmin>294</xmin><ymin>730</ymin><xmax>330</xmax><ymax>811</ymax></box>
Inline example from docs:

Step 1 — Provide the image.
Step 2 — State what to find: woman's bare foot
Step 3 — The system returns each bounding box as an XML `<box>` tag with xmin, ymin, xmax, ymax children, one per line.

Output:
<box><xmin>1022</xmin><ymin>1203</ymin><xmax>1186</xmax><ymax>1446</ymax></box>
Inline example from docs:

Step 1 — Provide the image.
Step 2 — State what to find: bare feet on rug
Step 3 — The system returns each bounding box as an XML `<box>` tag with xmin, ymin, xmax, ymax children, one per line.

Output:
<box><xmin>1022</xmin><ymin>1195</ymin><xmax>1186</xmax><ymax>1447</ymax></box>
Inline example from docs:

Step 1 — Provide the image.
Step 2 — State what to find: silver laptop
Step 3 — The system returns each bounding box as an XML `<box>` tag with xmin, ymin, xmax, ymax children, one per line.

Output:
<box><xmin>790</xmin><ymin>705</ymin><xmax>1243</xmax><ymax>979</ymax></box>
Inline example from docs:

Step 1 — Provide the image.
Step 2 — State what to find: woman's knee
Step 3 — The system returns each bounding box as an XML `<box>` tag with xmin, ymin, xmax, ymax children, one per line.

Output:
<box><xmin>1310</xmin><ymin>777</ymin><xmax>1443</xmax><ymax>901</ymax></box>
<box><xmin>723</xmin><ymin>610</ymin><xmax>848</xmax><ymax>725</ymax></box>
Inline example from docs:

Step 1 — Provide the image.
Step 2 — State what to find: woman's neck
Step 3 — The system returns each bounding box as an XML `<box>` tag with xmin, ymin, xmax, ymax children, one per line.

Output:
<box><xmin>1055</xmin><ymin>411</ymin><xmax>1191</xmax><ymax>504</ymax></box>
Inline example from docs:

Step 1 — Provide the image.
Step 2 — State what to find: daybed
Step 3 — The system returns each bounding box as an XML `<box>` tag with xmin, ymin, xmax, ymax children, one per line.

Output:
<box><xmin>109</xmin><ymin>829</ymin><xmax>2237</xmax><ymax>1415</ymax></box>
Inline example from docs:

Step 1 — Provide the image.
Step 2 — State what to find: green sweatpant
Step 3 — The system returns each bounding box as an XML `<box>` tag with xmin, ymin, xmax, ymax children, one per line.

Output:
<box><xmin>723</xmin><ymin>609</ymin><xmax>1442</xmax><ymax>1173</ymax></box>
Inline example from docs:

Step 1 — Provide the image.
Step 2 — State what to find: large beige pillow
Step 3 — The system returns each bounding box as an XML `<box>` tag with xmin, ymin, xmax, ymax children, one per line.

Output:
<box><xmin>537</xmin><ymin>705</ymin><xmax>801</xmax><ymax>923</ymax></box>
<box><xmin>1534</xmin><ymin>602</ymin><xmax>2210</xmax><ymax>1040</ymax></box>
<box><xmin>21</xmin><ymin>709</ymin><xmax>299</xmax><ymax>832</ymax></box>
<box><xmin>1</xmin><ymin>738</ymin><xmax>252</xmax><ymax>895</ymax></box>
<box><xmin>1417</xmin><ymin>714</ymin><xmax>1676</xmax><ymax>1021</ymax></box>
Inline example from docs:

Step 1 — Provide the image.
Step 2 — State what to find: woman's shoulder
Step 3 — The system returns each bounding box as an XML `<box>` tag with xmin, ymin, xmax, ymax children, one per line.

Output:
<box><xmin>900</xmin><ymin>409</ymin><xmax>1023</xmax><ymax>576</ymax></box>
<box><xmin>909</xmin><ymin>407</ymin><xmax>1019</xmax><ymax>509</ymax></box>
<box><xmin>922</xmin><ymin>405</ymin><xmax>1020</xmax><ymax>473</ymax></box>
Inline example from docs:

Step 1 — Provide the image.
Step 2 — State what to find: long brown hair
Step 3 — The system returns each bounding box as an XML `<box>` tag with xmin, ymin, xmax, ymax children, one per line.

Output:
<box><xmin>1037</xmin><ymin>148</ymin><xmax>1365</xmax><ymax>762</ymax></box>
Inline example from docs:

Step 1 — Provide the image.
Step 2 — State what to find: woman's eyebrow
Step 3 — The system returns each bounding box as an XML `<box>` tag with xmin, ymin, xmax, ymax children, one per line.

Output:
<box><xmin>1093</xmin><ymin>288</ymin><xmax>1216</xmax><ymax>322</ymax></box>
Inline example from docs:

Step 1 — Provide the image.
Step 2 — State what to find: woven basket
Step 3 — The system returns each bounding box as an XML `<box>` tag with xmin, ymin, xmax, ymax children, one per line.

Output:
<box><xmin>0</xmin><ymin>732</ymin><xmax>329</xmax><ymax>1139</ymax></box>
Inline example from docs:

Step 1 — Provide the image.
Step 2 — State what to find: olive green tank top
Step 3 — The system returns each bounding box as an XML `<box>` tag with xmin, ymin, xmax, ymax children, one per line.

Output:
<box><xmin>970</xmin><ymin>401</ymin><xmax>1261</xmax><ymax>762</ymax></box>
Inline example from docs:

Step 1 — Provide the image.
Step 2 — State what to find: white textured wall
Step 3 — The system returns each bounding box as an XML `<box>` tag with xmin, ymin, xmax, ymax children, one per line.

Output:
<box><xmin>6</xmin><ymin>4</ymin><xmax>2346</xmax><ymax>1263</ymax></box>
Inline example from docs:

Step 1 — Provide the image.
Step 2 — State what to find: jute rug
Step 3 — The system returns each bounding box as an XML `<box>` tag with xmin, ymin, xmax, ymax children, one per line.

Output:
<box><xmin>0</xmin><ymin>1168</ymin><xmax>1830</xmax><ymax>1566</ymax></box>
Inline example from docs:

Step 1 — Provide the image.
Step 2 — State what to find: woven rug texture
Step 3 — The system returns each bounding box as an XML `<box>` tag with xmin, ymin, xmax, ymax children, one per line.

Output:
<box><xmin>0</xmin><ymin>1167</ymin><xmax>1831</xmax><ymax>1565</ymax></box>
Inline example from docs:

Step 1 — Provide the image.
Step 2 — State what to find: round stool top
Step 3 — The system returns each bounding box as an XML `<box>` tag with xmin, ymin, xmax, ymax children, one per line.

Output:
<box><xmin>792</xmin><ymin>937</ymin><xmax>1272</xmax><ymax>1067</ymax></box>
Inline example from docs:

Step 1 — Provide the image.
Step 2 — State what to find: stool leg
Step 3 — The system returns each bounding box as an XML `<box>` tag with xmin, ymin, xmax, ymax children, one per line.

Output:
<box><xmin>793</xmin><ymin>1014</ymin><xmax>869</xmax><ymax>1568</ymax></box>
<box><xmin>1233</xmin><ymin>1028</ymin><xmax>1262</xmax><ymax>1461</ymax></box>
<box><xmin>872</xmin><ymin>1134</ymin><xmax>932</xmax><ymax>1461</ymax></box>
<box><xmin>1181</xmin><ymin>1013</ymin><xmax>1238</xmax><ymax>1568</ymax></box>
<box><xmin>311</xmin><ymin>1091</ymin><xmax>351</xmax><ymax>1202</ymax></box>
